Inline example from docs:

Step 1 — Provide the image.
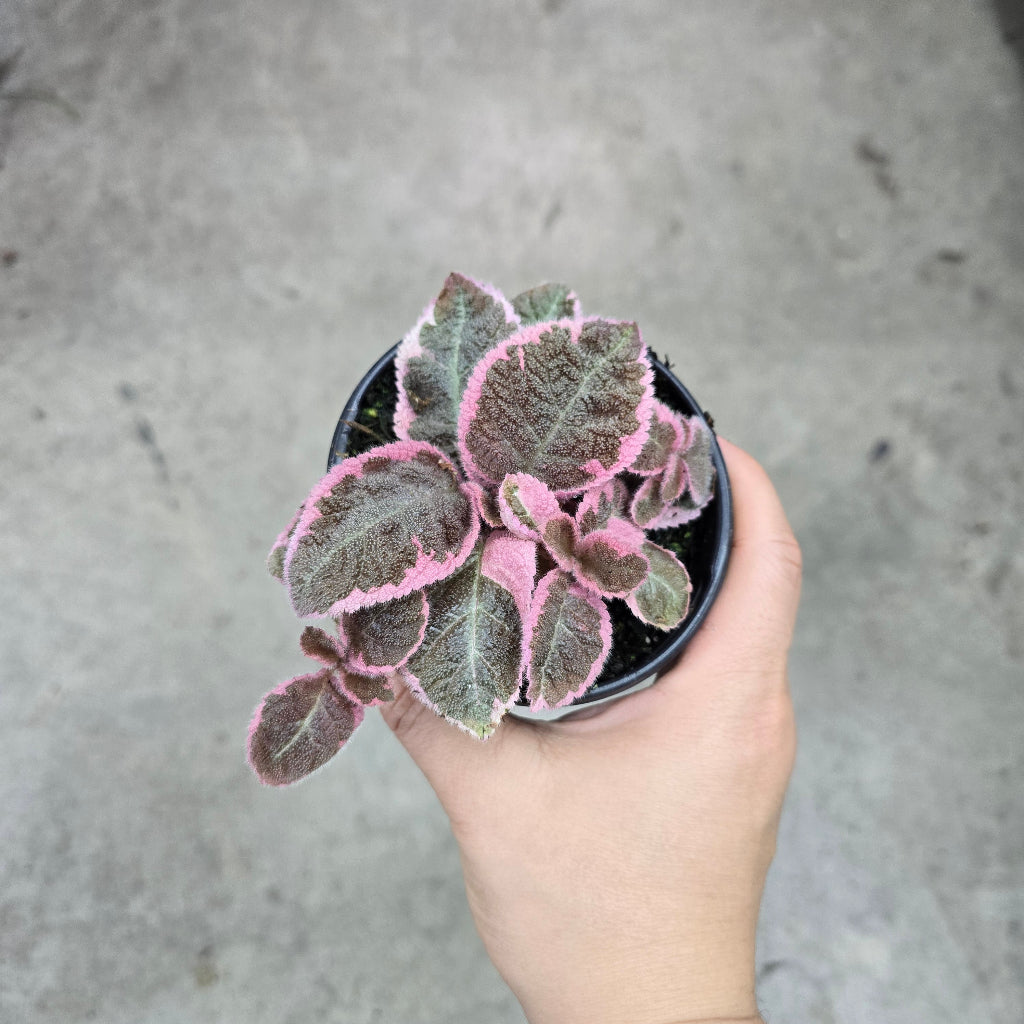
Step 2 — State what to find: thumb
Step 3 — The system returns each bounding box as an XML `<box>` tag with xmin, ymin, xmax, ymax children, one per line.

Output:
<box><xmin>378</xmin><ymin>679</ymin><xmax>517</xmax><ymax>810</ymax></box>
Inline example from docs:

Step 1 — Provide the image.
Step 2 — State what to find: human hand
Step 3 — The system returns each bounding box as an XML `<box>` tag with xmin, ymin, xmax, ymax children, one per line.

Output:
<box><xmin>380</xmin><ymin>439</ymin><xmax>802</xmax><ymax>1024</ymax></box>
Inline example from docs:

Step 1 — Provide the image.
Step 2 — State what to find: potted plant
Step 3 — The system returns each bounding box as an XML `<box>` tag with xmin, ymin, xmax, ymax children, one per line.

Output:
<box><xmin>249</xmin><ymin>274</ymin><xmax>732</xmax><ymax>786</ymax></box>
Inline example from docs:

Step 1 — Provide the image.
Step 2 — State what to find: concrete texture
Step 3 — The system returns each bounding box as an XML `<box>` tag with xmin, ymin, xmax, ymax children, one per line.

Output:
<box><xmin>1</xmin><ymin>1</ymin><xmax>1022</xmax><ymax>1021</ymax></box>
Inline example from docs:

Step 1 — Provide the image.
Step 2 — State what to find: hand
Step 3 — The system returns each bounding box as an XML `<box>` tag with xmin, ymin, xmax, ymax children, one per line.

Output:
<box><xmin>381</xmin><ymin>440</ymin><xmax>802</xmax><ymax>1024</ymax></box>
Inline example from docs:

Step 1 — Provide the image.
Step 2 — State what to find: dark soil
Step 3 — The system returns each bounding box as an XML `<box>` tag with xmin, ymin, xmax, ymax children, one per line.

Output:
<box><xmin>335</xmin><ymin>353</ymin><xmax>717</xmax><ymax>695</ymax></box>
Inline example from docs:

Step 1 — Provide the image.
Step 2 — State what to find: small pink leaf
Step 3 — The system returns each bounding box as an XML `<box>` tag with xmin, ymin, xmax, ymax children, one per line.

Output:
<box><xmin>510</xmin><ymin>282</ymin><xmax>581</xmax><ymax>324</ymax></box>
<box><xmin>497</xmin><ymin>472</ymin><xmax>564</xmax><ymax>542</ymax></box>
<box><xmin>247</xmin><ymin>670</ymin><xmax>363</xmax><ymax>786</ymax></box>
<box><xmin>400</xmin><ymin>542</ymin><xmax>524</xmax><ymax>738</ymax></box>
<box><xmin>646</xmin><ymin>498</ymin><xmax>705</xmax><ymax>530</ymax></box>
<box><xmin>574</xmin><ymin>515</ymin><xmax>650</xmax><ymax>597</ymax></box>
<box><xmin>661</xmin><ymin>451</ymin><xmax>689</xmax><ymax>504</ymax></box>
<box><xmin>458</xmin><ymin>318</ymin><xmax>655</xmax><ymax>497</ymax></box>
<box><xmin>298</xmin><ymin>625</ymin><xmax>345</xmax><ymax>668</ymax></box>
<box><xmin>575</xmin><ymin>478</ymin><xmax>629</xmax><ymax>535</ymax></box>
<box><xmin>626</xmin><ymin>542</ymin><xmax>692</xmax><ymax>630</ymax></box>
<box><xmin>631</xmin><ymin>400</ymin><xmax>686</xmax><ymax>476</ymax></box>
<box><xmin>394</xmin><ymin>273</ymin><xmax>520</xmax><ymax>458</ymax></box>
<box><xmin>480</xmin><ymin>530</ymin><xmax>538</xmax><ymax>623</ymax></box>
<box><xmin>284</xmin><ymin>441</ymin><xmax>480</xmax><ymax>617</ymax></box>
<box><xmin>339</xmin><ymin>589</ymin><xmax>428</xmax><ymax>675</ymax></box>
<box><xmin>524</xmin><ymin>570</ymin><xmax>612</xmax><ymax>710</ymax></box>
<box><xmin>337</xmin><ymin>669</ymin><xmax>396</xmax><ymax>707</ymax></box>
<box><xmin>268</xmin><ymin>505</ymin><xmax>303</xmax><ymax>581</ymax></box>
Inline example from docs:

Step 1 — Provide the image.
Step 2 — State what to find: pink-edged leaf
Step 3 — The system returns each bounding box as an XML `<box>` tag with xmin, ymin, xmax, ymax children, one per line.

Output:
<box><xmin>626</xmin><ymin>541</ymin><xmax>692</xmax><ymax>630</ymax></box>
<box><xmin>247</xmin><ymin>670</ymin><xmax>363</xmax><ymax>786</ymax></box>
<box><xmin>631</xmin><ymin>474</ymin><xmax>673</xmax><ymax>529</ymax></box>
<box><xmin>680</xmin><ymin>416</ymin><xmax>716</xmax><ymax>507</ymax></box>
<box><xmin>284</xmin><ymin>441</ymin><xmax>480</xmax><ymax>617</ymax></box>
<box><xmin>458</xmin><ymin>318</ymin><xmax>655</xmax><ymax>497</ymax></box>
<box><xmin>575</xmin><ymin>478</ymin><xmax>629</xmax><ymax>535</ymax></box>
<box><xmin>480</xmin><ymin>529</ymin><xmax>538</xmax><ymax>622</ymax></box>
<box><xmin>524</xmin><ymin>570</ymin><xmax>612</xmax><ymax>710</ymax></box>
<box><xmin>466</xmin><ymin>478</ymin><xmax>504</xmax><ymax>528</ymax></box>
<box><xmin>400</xmin><ymin>542</ymin><xmax>524</xmax><ymax>738</ymax></box>
<box><xmin>337</xmin><ymin>669</ymin><xmax>396</xmax><ymax>707</ymax></box>
<box><xmin>661</xmin><ymin>452</ymin><xmax>689</xmax><ymax>504</ymax></box>
<box><xmin>574</xmin><ymin>515</ymin><xmax>650</xmax><ymax>597</ymax></box>
<box><xmin>510</xmin><ymin>282</ymin><xmax>581</xmax><ymax>324</ymax></box>
<box><xmin>394</xmin><ymin>273</ymin><xmax>520</xmax><ymax>458</ymax></box>
<box><xmin>268</xmin><ymin>505</ymin><xmax>303</xmax><ymax>581</ymax></box>
<box><xmin>646</xmin><ymin>497</ymin><xmax>705</xmax><ymax>530</ymax></box>
<box><xmin>298</xmin><ymin>625</ymin><xmax>345</xmax><ymax>668</ymax></box>
<box><xmin>497</xmin><ymin>472</ymin><xmax>563</xmax><ymax>541</ymax></box>
<box><xmin>339</xmin><ymin>589</ymin><xmax>428</xmax><ymax>675</ymax></box>
<box><xmin>631</xmin><ymin>400</ymin><xmax>686</xmax><ymax>476</ymax></box>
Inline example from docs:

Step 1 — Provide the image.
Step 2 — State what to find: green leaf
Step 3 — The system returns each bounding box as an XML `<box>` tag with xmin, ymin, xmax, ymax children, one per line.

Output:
<box><xmin>510</xmin><ymin>282</ymin><xmax>580</xmax><ymax>324</ymax></box>
<box><xmin>401</xmin><ymin>543</ymin><xmax>524</xmax><ymax>738</ymax></box>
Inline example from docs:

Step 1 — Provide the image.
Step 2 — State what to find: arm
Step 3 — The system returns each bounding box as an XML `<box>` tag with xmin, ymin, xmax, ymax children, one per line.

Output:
<box><xmin>381</xmin><ymin>439</ymin><xmax>801</xmax><ymax>1024</ymax></box>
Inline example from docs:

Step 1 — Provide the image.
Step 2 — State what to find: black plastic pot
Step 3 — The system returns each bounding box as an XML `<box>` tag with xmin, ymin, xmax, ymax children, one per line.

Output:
<box><xmin>327</xmin><ymin>343</ymin><xmax>733</xmax><ymax>712</ymax></box>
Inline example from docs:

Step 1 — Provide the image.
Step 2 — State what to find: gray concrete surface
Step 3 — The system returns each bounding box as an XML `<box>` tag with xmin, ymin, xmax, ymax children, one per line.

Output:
<box><xmin>1</xmin><ymin>1</ymin><xmax>1022</xmax><ymax>1021</ymax></box>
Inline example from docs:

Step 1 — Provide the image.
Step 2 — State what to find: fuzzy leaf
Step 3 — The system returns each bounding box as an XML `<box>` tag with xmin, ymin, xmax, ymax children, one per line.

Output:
<box><xmin>284</xmin><ymin>441</ymin><xmax>480</xmax><ymax>617</ymax></box>
<box><xmin>247</xmin><ymin>670</ymin><xmax>363</xmax><ymax>786</ymax></box>
<box><xmin>268</xmin><ymin>505</ymin><xmax>303</xmax><ymax>581</ymax></box>
<box><xmin>394</xmin><ymin>273</ymin><xmax>520</xmax><ymax>458</ymax></box>
<box><xmin>401</xmin><ymin>544</ymin><xmax>523</xmax><ymax>738</ymax></box>
<box><xmin>575</xmin><ymin>478</ymin><xmax>629</xmax><ymax>535</ymax></box>
<box><xmin>340</xmin><ymin>590</ymin><xmax>428</xmax><ymax>675</ymax></box>
<box><xmin>661</xmin><ymin>452</ymin><xmax>689</xmax><ymax>503</ymax></box>
<box><xmin>298</xmin><ymin>625</ymin><xmax>345</xmax><ymax>667</ymax></box>
<box><xmin>626</xmin><ymin>542</ymin><xmax>692</xmax><ymax>630</ymax></box>
<box><xmin>480</xmin><ymin>530</ymin><xmax>538</xmax><ymax>622</ymax></box>
<box><xmin>466</xmin><ymin>479</ymin><xmax>504</xmax><ymax>528</ymax></box>
<box><xmin>524</xmin><ymin>570</ymin><xmax>612</xmax><ymax>710</ymax></box>
<box><xmin>630</xmin><ymin>475</ymin><xmax>665</xmax><ymax>529</ymax></box>
<box><xmin>458</xmin><ymin>319</ymin><xmax>655</xmax><ymax>496</ymax></box>
<box><xmin>631</xmin><ymin>400</ymin><xmax>686</xmax><ymax>476</ymax></box>
<box><xmin>510</xmin><ymin>283</ymin><xmax>580</xmax><ymax>324</ymax></box>
<box><xmin>338</xmin><ymin>669</ymin><xmax>396</xmax><ymax>707</ymax></box>
<box><xmin>497</xmin><ymin>472</ymin><xmax>564</xmax><ymax>541</ymax></box>
<box><xmin>681</xmin><ymin>416</ymin><xmax>715</xmax><ymax>506</ymax></box>
<box><xmin>574</xmin><ymin>515</ymin><xmax>649</xmax><ymax>597</ymax></box>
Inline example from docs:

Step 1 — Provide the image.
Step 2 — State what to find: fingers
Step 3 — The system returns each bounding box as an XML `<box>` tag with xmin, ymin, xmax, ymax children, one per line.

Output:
<box><xmin>672</xmin><ymin>439</ymin><xmax>802</xmax><ymax>679</ymax></box>
<box><xmin>378</xmin><ymin>679</ymin><xmax>523</xmax><ymax>811</ymax></box>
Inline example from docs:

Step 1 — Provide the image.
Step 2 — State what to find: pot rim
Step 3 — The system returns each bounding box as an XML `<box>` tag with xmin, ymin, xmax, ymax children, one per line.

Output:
<box><xmin>327</xmin><ymin>342</ymin><xmax>733</xmax><ymax>711</ymax></box>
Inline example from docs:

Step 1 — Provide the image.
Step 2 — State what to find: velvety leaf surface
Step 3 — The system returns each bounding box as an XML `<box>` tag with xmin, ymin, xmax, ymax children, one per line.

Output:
<box><xmin>466</xmin><ymin>479</ymin><xmax>503</xmax><ymax>527</ymax></box>
<box><xmin>524</xmin><ymin>570</ymin><xmax>612</xmax><ymax>710</ymax></box>
<box><xmin>394</xmin><ymin>273</ymin><xmax>519</xmax><ymax>458</ymax></box>
<box><xmin>681</xmin><ymin>416</ymin><xmax>716</xmax><ymax>506</ymax></box>
<box><xmin>631</xmin><ymin>400</ymin><xmax>685</xmax><ymax>476</ymax></box>
<box><xmin>298</xmin><ymin>625</ymin><xmax>344</xmax><ymax>667</ymax></box>
<box><xmin>479</xmin><ymin>530</ymin><xmax>538</xmax><ymax>622</ymax></box>
<box><xmin>268</xmin><ymin>505</ymin><xmax>303</xmax><ymax>581</ymax></box>
<box><xmin>574</xmin><ymin>516</ymin><xmax>650</xmax><ymax>596</ymax></box>
<box><xmin>338</xmin><ymin>669</ymin><xmax>395</xmax><ymax>707</ymax></box>
<box><xmin>340</xmin><ymin>589</ymin><xmax>427</xmax><ymax>674</ymax></box>
<box><xmin>458</xmin><ymin>318</ymin><xmax>655</xmax><ymax>496</ymax></box>
<box><xmin>401</xmin><ymin>545</ymin><xmax>523</xmax><ymax>738</ymax></box>
<box><xmin>626</xmin><ymin>541</ymin><xmax>692</xmax><ymax>630</ymax></box>
<box><xmin>284</xmin><ymin>441</ymin><xmax>479</xmax><ymax>617</ymax></box>
<box><xmin>247</xmin><ymin>670</ymin><xmax>363</xmax><ymax>786</ymax></box>
<box><xmin>630</xmin><ymin>474</ymin><xmax>665</xmax><ymax>528</ymax></box>
<box><xmin>498</xmin><ymin>472</ymin><xmax>564</xmax><ymax>541</ymax></box>
<box><xmin>576</xmin><ymin>479</ymin><xmax>628</xmax><ymax>535</ymax></box>
<box><xmin>510</xmin><ymin>282</ymin><xmax>580</xmax><ymax>324</ymax></box>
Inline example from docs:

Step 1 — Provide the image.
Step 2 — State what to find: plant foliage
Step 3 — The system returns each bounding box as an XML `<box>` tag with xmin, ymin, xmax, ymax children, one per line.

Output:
<box><xmin>249</xmin><ymin>273</ymin><xmax>716</xmax><ymax>784</ymax></box>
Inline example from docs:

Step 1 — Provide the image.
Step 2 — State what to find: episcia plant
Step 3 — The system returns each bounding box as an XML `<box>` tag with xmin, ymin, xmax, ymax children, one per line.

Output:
<box><xmin>248</xmin><ymin>273</ymin><xmax>717</xmax><ymax>786</ymax></box>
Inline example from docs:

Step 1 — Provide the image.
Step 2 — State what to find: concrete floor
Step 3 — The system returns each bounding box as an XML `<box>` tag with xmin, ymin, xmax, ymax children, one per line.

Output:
<box><xmin>1</xmin><ymin>1</ymin><xmax>1022</xmax><ymax>1021</ymax></box>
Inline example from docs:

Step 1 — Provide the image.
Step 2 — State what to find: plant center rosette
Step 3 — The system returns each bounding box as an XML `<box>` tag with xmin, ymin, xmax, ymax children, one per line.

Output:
<box><xmin>249</xmin><ymin>274</ymin><xmax>723</xmax><ymax>786</ymax></box>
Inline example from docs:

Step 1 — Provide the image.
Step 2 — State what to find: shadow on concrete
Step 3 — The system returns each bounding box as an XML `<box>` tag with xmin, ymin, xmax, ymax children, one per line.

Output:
<box><xmin>993</xmin><ymin>0</ymin><xmax>1024</xmax><ymax>70</ymax></box>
